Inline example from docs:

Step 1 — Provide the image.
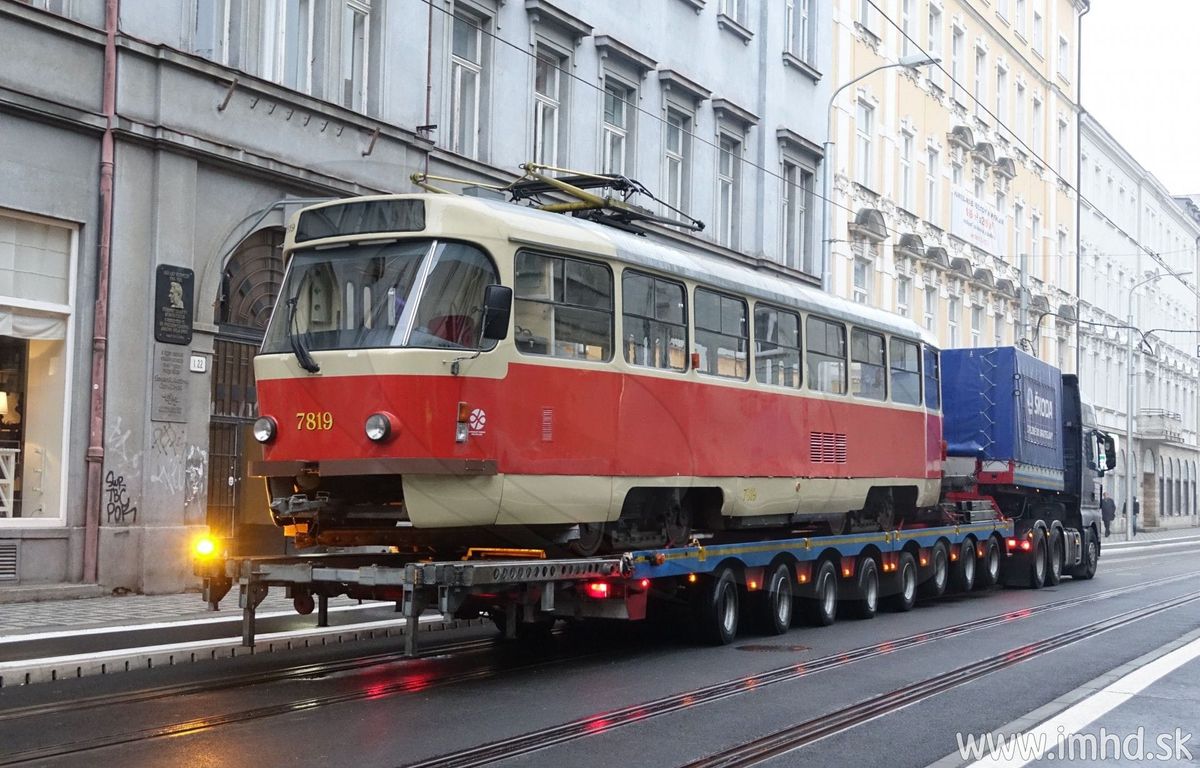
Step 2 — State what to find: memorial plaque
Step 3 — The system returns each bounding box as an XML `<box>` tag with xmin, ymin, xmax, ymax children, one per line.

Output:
<box><xmin>151</xmin><ymin>344</ymin><xmax>190</xmax><ymax>423</ymax></box>
<box><xmin>154</xmin><ymin>265</ymin><xmax>195</xmax><ymax>345</ymax></box>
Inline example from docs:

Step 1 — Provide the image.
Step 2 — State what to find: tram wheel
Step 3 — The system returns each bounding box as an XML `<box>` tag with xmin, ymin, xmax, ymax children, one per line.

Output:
<box><xmin>568</xmin><ymin>522</ymin><xmax>606</xmax><ymax>557</ymax></box>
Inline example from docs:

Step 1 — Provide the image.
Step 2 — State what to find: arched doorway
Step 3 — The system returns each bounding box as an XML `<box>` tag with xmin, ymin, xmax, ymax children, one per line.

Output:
<box><xmin>207</xmin><ymin>228</ymin><xmax>286</xmax><ymax>553</ymax></box>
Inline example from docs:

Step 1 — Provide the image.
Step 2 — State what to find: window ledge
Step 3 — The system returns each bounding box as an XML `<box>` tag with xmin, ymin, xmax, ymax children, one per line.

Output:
<box><xmin>1057</xmin><ymin>72</ymin><xmax>1070</xmax><ymax>86</ymax></box>
<box><xmin>782</xmin><ymin>52</ymin><xmax>821</xmax><ymax>82</ymax></box>
<box><xmin>676</xmin><ymin>0</ymin><xmax>705</xmax><ymax>12</ymax></box>
<box><xmin>854</xmin><ymin>22</ymin><xmax>882</xmax><ymax>48</ymax></box>
<box><xmin>717</xmin><ymin>13</ymin><xmax>753</xmax><ymax>43</ymax></box>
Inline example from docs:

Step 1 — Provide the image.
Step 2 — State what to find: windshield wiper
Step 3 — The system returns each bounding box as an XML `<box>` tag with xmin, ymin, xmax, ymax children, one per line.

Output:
<box><xmin>285</xmin><ymin>297</ymin><xmax>320</xmax><ymax>373</ymax></box>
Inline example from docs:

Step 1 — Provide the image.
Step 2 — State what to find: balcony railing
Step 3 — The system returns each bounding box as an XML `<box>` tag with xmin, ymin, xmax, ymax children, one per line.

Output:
<box><xmin>1138</xmin><ymin>409</ymin><xmax>1184</xmax><ymax>442</ymax></box>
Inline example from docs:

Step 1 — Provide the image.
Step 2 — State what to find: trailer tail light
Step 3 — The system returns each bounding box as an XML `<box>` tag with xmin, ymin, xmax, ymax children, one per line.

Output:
<box><xmin>456</xmin><ymin>401</ymin><xmax>470</xmax><ymax>443</ymax></box>
<box><xmin>748</xmin><ymin>580</ymin><xmax>759</xmax><ymax>591</ymax></box>
<box><xmin>583</xmin><ymin>581</ymin><xmax>610</xmax><ymax>599</ymax></box>
<box><xmin>1006</xmin><ymin>538</ymin><xmax>1018</xmax><ymax>550</ymax></box>
<box><xmin>639</xmin><ymin>579</ymin><xmax>650</xmax><ymax>589</ymax></box>
<box><xmin>1019</xmin><ymin>540</ymin><xmax>1032</xmax><ymax>552</ymax></box>
<box><xmin>688</xmin><ymin>573</ymin><xmax>698</xmax><ymax>583</ymax></box>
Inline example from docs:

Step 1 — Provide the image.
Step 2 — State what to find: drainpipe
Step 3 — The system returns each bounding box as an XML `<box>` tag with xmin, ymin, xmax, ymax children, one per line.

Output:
<box><xmin>83</xmin><ymin>0</ymin><xmax>119</xmax><ymax>583</ymax></box>
<box><xmin>1074</xmin><ymin>1</ymin><xmax>1089</xmax><ymax>376</ymax></box>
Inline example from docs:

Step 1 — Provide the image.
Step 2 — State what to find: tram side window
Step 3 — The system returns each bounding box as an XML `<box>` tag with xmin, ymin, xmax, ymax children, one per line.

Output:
<box><xmin>889</xmin><ymin>338</ymin><xmax>922</xmax><ymax>405</ymax></box>
<box><xmin>694</xmin><ymin>287</ymin><xmax>748</xmax><ymax>379</ymax></box>
<box><xmin>623</xmin><ymin>271</ymin><xmax>688</xmax><ymax>371</ymax></box>
<box><xmin>924</xmin><ymin>345</ymin><xmax>942</xmax><ymax>409</ymax></box>
<box><xmin>850</xmin><ymin>328</ymin><xmax>886</xmax><ymax>400</ymax></box>
<box><xmin>513</xmin><ymin>252</ymin><xmax>613</xmax><ymax>361</ymax></box>
<box><xmin>806</xmin><ymin>316</ymin><xmax>847</xmax><ymax>394</ymax></box>
<box><xmin>754</xmin><ymin>305</ymin><xmax>801</xmax><ymax>388</ymax></box>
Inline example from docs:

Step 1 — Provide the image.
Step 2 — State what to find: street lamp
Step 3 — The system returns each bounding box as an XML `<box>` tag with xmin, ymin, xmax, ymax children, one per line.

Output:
<box><xmin>1124</xmin><ymin>270</ymin><xmax>1192</xmax><ymax>538</ymax></box>
<box><xmin>820</xmin><ymin>53</ymin><xmax>940</xmax><ymax>293</ymax></box>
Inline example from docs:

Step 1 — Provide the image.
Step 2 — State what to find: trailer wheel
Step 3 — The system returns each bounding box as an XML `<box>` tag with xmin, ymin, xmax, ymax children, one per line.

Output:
<box><xmin>919</xmin><ymin>542</ymin><xmax>949</xmax><ymax>599</ymax></box>
<box><xmin>975</xmin><ymin>537</ymin><xmax>1002</xmax><ymax>589</ymax></box>
<box><xmin>1046</xmin><ymin>529</ymin><xmax>1064</xmax><ymax>586</ymax></box>
<box><xmin>695</xmin><ymin>567</ymin><xmax>740</xmax><ymax>645</ymax></box>
<box><xmin>884</xmin><ymin>551</ymin><xmax>918</xmax><ymax>612</ymax></box>
<box><xmin>489</xmin><ymin>611</ymin><xmax>556</xmax><ymax>642</ymax></box>
<box><xmin>1069</xmin><ymin>528</ymin><xmax>1099</xmax><ymax>580</ymax></box>
<box><xmin>751</xmin><ymin>561</ymin><xmax>795</xmax><ymax>635</ymax></box>
<box><xmin>803</xmin><ymin>560</ymin><xmax>838</xmax><ymax>627</ymax></box>
<box><xmin>848</xmin><ymin>557</ymin><xmax>880</xmax><ymax>620</ymax></box>
<box><xmin>950</xmin><ymin>540</ymin><xmax>976</xmax><ymax>592</ymax></box>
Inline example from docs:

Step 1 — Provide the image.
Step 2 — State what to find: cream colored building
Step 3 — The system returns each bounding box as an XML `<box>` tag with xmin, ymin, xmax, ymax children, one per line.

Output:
<box><xmin>827</xmin><ymin>0</ymin><xmax>1087</xmax><ymax>369</ymax></box>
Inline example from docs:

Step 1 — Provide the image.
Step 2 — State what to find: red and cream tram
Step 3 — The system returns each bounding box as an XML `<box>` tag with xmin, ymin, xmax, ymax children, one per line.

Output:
<box><xmin>252</xmin><ymin>193</ymin><xmax>944</xmax><ymax>556</ymax></box>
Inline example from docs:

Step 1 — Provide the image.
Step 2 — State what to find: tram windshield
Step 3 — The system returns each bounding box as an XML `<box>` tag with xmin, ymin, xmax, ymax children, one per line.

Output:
<box><xmin>262</xmin><ymin>239</ymin><xmax>499</xmax><ymax>355</ymax></box>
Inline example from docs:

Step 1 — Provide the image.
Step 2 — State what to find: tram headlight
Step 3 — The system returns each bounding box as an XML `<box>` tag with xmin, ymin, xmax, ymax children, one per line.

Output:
<box><xmin>252</xmin><ymin>416</ymin><xmax>277</xmax><ymax>443</ymax></box>
<box><xmin>365</xmin><ymin>412</ymin><xmax>397</xmax><ymax>442</ymax></box>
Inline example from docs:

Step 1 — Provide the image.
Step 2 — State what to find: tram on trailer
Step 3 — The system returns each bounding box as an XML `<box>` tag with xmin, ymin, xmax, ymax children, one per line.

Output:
<box><xmin>251</xmin><ymin>169</ymin><xmax>946</xmax><ymax>558</ymax></box>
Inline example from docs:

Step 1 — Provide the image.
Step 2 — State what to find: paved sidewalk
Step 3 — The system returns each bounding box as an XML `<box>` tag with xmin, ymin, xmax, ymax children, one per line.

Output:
<box><xmin>0</xmin><ymin>590</ymin><xmax>377</xmax><ymax>637</ymax></box>
<box><xmin>1100</xmin><ymin>519</ymin><xmax>1200</xmax><ymax>544</ymax></box>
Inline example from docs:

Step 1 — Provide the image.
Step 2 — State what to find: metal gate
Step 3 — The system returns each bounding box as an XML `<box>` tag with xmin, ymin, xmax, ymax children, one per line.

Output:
<box><xmin>207</xmin><ymin>337</ymin><xmax>258</xmax><ymax>538</ymax></box>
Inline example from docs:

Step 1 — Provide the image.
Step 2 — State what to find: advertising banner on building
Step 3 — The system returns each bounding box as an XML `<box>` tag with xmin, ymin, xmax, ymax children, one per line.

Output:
<box><xmin>951</xmin><ymin>188</ymin><xmax>1006</xmax><ymax>259</ymax></box>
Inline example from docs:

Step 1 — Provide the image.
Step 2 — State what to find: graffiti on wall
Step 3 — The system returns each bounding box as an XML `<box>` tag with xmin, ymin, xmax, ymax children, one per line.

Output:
<box><xmin>104</xmin><ymin>470</ymin><xmax>137</xmax><ymax>525</ymax></box>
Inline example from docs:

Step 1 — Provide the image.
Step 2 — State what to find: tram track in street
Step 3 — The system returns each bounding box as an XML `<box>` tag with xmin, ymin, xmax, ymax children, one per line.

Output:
<box><xmin>2</xmin><ymin>568</ymin><xmax>1189</xmax><ymax>767</ymax></box>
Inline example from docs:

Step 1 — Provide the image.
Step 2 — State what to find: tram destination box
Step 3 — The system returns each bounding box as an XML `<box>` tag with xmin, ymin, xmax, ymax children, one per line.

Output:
<box><xmin>940</xmin><ymin>346</ymin><xmax>1064</xmax><ymax>473</ymax></box>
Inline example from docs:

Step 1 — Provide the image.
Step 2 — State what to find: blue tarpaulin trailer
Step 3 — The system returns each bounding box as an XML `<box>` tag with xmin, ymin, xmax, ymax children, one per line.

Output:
<box><xmin>940</xmin><ymin>347</ymin><xmax>1065</xmax><ymax>491</ymax></box>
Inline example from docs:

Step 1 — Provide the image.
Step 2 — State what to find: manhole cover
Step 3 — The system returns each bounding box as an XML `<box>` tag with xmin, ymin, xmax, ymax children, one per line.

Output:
<box><xmin>735</xmin><ymin>644</ymin><xmax>809</xmax><ymax>652</ymax></box>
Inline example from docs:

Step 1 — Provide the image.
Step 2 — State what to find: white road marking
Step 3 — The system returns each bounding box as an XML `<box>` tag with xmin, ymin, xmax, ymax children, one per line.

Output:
<box><xmin>963</xmin><ymin>634</ymin><xmax>1200</xmax><ymax>767</ymax></box>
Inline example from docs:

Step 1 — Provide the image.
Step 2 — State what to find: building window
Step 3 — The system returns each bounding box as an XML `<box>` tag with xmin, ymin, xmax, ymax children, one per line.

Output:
<box><xmin>1013</xmin><ymin>203</ymin><xmax>1024</xmax><ymax>266</ymax></box>
<box><xmin>852</xmin><ymin>246</ymin><xmax>873</xmax><ymax>304</ymax></box>
<box><xmin>856</xmin><ymin>101</ymin><xmax>874</xmax><ymax>188</ymax></box>
<box><xmin>623</xmin><ymin>271</ymin><xmax>687</xmax><ymax>371</ymax></box>
<box><xmin>807</xmin><ymin>316</ymin><xmax>847</xmax><ymax>394</ymax></box>
<box><xmin>851</xmin><ymin>328</ymin><xmax>886</xmax><ymax>400</ymax></box>
<box><xmin>717</xmin><ymin>134</ymin><xmax>741</xmax><ymax>248</ymax></box>
<box><xmin>901</xmin><ymin>0</ymin><xmax>914</xmax><ymax>57</ymax></box>
<box><xmin>514</xmin><ymin>252</ymin><xmax>613</xmax><ymax>361</ymax></box>
<box><xmin>785</xmin><ymin>0</ymin><xmax>813</xmax><ymax>61</ymax></box>
<box><xmin>193</xmin><ymin>0</ymin><xmax>247</xmax><ymax>69</ymax></box>
<box><xmin>996</xmin><ymin>0</ymin><xmax>1009</xmax><ymax>19</ymax></box>
<box><xmin>0</xmin><ymin>212</ymin><xmax>76</xmax><ymax>526</ymax></box>
<box><xmin>890</xmin><ymin>338</ymin><xmax>921</xmax><ymax>405</ymax></box>
<box><xmin>927</xmin><ymin>5</ymin><xmax>942</xmax><ymax>89</ymax></box>
<box><xmin>995</xmin><ymin>65</ymin><xmax>1007</xmax><ymax>120</ymax></box>
<box><xmin>926</xmin><ymin>147</ymin><xmax>939</xmax><ymax>224</ymax></box>
<box><xmin>994</xmin><ymin>309</ymin><xmax>1004</xmax><ymax>346</ymax></box>
<box><xmin>695</xmin><ymin>287</ymin><xmax>748</xmax><ymax>379</ymax></box>
<box><xmin>951</xmin><ymin>157</ymin><xmax>962</xmax><ymax>186</ymax></box>
<box><xmin>782</xmin><ymin>161</ymin><xmax>814</xmax><ymax>274</ymax></box>
<box><xmin>1057</xmin><ymin>36</ymin><xmax>1069</xmax><ymax>76</ymax></box>
<box><xmin>951</xmin><ymin>27</ymin><xmax>964</xmax><ymax>102</ymax></box>
<box><xmin>924</xmin><ymin>284</ymin><xmax>937</xmax><ymax>332</ymax></box>
<box><xmin>602</xmin><ymin>78</ymin><xmax>634</xmax><ymax>175</ymax></box>
<box><xmin>1031</xmin><ymin>96</ymin><xmax>1043</xmax><ymax>156</ymax></box>
<box><xmin>534</xmin><ymin>46</ymin><xmax>566</xmax><ymax>166</ymax></box>
<box><xmin>1057</xmin><ymin>230</ymin><xmax>1069</xmax><ymax>289</ymax></box>
<box><xmin>897</xmin><ymin>276</ymin><xmax>911</xmax><ymax>318</ymax></box>
<box><xmin>266</xmin><ymin>0</ymin><xmax>314</xmax><ymax>93</ymax></box>
<box><xmin>1015</xmin><ymin>83</ymin><xmax>1026</xmax><ymax>142</ymax></box>
<box><xmin>341</xmin><ymin>0</ymin><xmax>370</xmax><ymax>111</ymax></box>
<box><xmin>1056</xmin><ymin>118</ymin><xmax>1069</xmax><ymax>173</ymax></box>
<box><xmin>449</xmin><ymin>11</ymin><xmax>484</xmax><ymax>159</ymax></box>
<box><xmin>971</xmin><ymin>304</ymin><xmax>982</xmax><ymax>347</ymax></box>
<box><xmin>755</xmin><ymin>304</ymin><xmax>801</xmax><ymax>388</ymax></box>
<box><xmin>900</xmin><ymin>131</ymin><xmax>914</xmax><ymax>211</ymax></box>
<box><xmin>1032</xmin><ymin>11</ymin><xmax>1043</xmax><ymax>54</ymax></box>
<box><xmin>719</xmin><ymin>0</ymin><xmax>748</xmax><ymax>26</ymax></box>
<box><xmin>1030</xmin><ymin>213</ymin><xmax>1040</xmax><ymax>263</ymax></box>
<box><xmin>948</xmin><ymin>295</ymin><xmax>960</xmax><ymax>347</ymax></box>
<box><xmin>663</xmin><ymin>107</ymin><xmax>691</xmax><ymax>217</ymax></box>
<box><xmin>857</xmin><ymin>0</ymin><xmax>876</xmax><ymax>35</ymax></box>
<box><xmin>974</xmin><ymin>175</ymin><xmax>985</xmax><ymax>199</ymax></box>
<box><xmin>974</xmin><ymin>49</ymin><xmax>986</xmax><ymax>119</ymax></box>
<box><xmin>1015</xmin><ymin>0</ymin><xmax>1026</xmax><ymax>37</ymax></box>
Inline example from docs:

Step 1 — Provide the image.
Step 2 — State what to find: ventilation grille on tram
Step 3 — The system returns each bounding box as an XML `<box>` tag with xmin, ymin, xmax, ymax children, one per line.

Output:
<box><xmin>809</xmin><ymin>432</ymin><xmax>847</xmax><ymax>464</ymax></box>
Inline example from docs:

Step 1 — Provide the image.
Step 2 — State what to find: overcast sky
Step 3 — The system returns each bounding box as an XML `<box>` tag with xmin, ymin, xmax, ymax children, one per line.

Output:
<box><xmin>1081</xmin><ymin>1</ymin><xmax>1200</xmax><ymax>195</ymax></box>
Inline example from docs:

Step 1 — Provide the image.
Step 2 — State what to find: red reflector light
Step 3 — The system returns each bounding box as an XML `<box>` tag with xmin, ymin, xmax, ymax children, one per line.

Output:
<box><xmin>1019</xmin><ymin>540</ymin><xmax>1032</xmax><ymax>552</ymax></box>
<box><xmin>639</xmin><ymin>578</ymin><xmax>650</xmax><ymax>589</ymax></box>
<box><xmin>457</xmin><ymin>401</ymin><xmax>470</xmax><ymax>423</ymax></box>
<box><xmin>1006</xmin><ymin>538</ymin><xmax>1018</xmax><ymax>549</ymax></box>
<box><xmin>584</xmin><ymin>582</ymin><xmax>609</xmax><ymax>599</ymax></box>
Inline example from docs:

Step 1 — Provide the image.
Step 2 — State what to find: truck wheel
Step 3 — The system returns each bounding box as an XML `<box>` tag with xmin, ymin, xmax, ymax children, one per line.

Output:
<box><xmin>1046</xmin><ymin>529</ymin><xmax>1064</xmax><ymax>586</ymax></box>
<box><xmin>848</xmin><ymin>557</ymin><xmax>880</xmax><ymax>620</ymax></box>
<box><xmin>755</xmin><ymin>561</ymin><xmax>795</xmax><ymax>635</ymax></box>
<box><xmin>950</xmin><ymin>539</ymin><xmax>977</xmax><ymax>592</ymax></box>
<box><xmin>883</xmin><ymin>551</ymin><xmax>918</xmax><ymax>612</ymax></box>
<box><xmin>1069</xmin><ymin>528</ymin><xmax>1099</xmax><ymax>580</ymax></box>
<box><xmin>1027</xmin><ymin>534</ymin><xmax>1047</xmax><ymax>589</ymax></box>
<box><xmin>975</xmin><ymin>537</ymin><xmax>1002</xmax><ymax>590</ymax></box>
<box><xmin>919</xmin><ymin>542</ymin><xmax>949</xmax><ymax>599</ymax></box>
<box><xmin>803</xmin><ymin>560</ymin><xmax>838</xmax><ymax>627</ymax></box>
<box><xmin>695</xmin><ymin>567</ymin><xmax>739</xmax><ymax>645</ymax></box>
